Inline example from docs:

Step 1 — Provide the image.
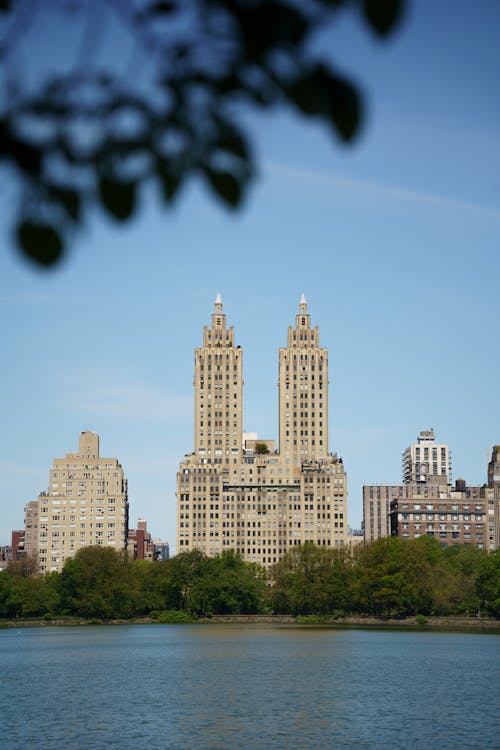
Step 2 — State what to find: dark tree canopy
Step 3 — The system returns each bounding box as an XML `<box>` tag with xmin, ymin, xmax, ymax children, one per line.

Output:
<box><xmin>0</xmin><ymin>0</ymin><xmax>404</xmax><ymax>266</ymax></box>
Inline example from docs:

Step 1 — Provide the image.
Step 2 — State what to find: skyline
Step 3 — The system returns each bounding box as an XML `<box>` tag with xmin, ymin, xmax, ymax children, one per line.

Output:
<box><xmin>1</xmin><ymin>1</ymin><xmax>500</xmax><ymax>549</ymax></box>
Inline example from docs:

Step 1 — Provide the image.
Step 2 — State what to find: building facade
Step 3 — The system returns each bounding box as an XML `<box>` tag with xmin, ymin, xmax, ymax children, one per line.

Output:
<box><xmin>153</xmin><ymin>540</ymin><xmax>170</xmax><ymax>561</ymax></box>
<box><xmin>402</xmin><ymin>429</ymin><xmax>452</xmax><ymax>485</ymax></box>
<box><xmin>365</xmin><ymin>429</ymin><xmax>452</xmax><ymax>543</ymax></box>
<box><xmin>488</xmin><ymin>445</ymin><xmax>500</xmax><ymax>488</ymax></box>
<box><xmin>364</xmin><ymin>443</ymin><xmax>500</xmax><ymax>550</ymax></box>
<box><xmin>390</xmin><ymin>479</ymin><xmax>496</xmax><ymax>550</ymax></box>
<box><xmin>127</xmin><ymin>518</ymin><xmax>155</xmax><ymax>560</ymax></box>
<box><xmin>1</xmin><ymin>530</ymin><xmax>27</xmax><ymax>571</ymax></box>
<box><xmin>176</xmin><ymin>295</ymin><xmax>348</xmax><ymax>568</ymax></box>
<box><xmin>24</xmin><ymin>500</ymin><xmax>39</xmax><ymax>559</ymax></box>
<box><xmin>487</xmin><ymin>445</ymin><xmax>500</xmax><ymax>546</ymax></box>
<box><xmin>27</xmin><ymin>431</ymin><xmax>128</xmax><ymax>573</ymax></box>
<box><xmin>363</xmin><ymin>484</ymin><xmax>402</xmax><ymax>543</ymax></box>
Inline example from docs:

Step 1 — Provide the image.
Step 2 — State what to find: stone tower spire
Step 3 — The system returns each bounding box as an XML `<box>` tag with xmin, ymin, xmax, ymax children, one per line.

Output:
<box><xmin>205</xmin><ymin>293</ymin><xmax>229</xmax><ymax>345</ymax></box>
<box><xmin>195</xmin><ymin>297</ymin><xmax>243</xmax><ymax>464</ymax></box>
<box><xmin>279</xmin><ymin>297</ymin><xmax>328</xmax><ymax>466</ymax></box>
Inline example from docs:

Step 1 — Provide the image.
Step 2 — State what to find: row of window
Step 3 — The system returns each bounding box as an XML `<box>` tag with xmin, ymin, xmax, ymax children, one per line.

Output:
<box><xmin>401</xmin><ymin>503</ymin><xmax>483</xmax><ymax>511</ymax></box>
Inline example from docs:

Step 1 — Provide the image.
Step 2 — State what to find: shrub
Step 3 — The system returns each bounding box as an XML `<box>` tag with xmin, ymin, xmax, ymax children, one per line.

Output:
<box><xmin>295</xmin><ymin>614</ymin><xmax>330</xmax><ymax>624</ymax></box>
<box><xmin>151</xmin><ymin>610</ymin><xmax>196</xmax><ymax>623</ymax></box>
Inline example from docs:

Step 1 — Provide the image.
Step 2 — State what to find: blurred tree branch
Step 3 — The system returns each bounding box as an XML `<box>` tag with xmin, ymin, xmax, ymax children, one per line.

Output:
<box><xmin>0</xmin><ymin>0</ymin><xmax>404</xmax><ymax>266</ymax></box>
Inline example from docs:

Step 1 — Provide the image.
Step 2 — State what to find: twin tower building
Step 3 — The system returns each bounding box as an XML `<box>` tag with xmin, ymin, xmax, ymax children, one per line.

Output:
<box><xmin>176</xmin><ymin>295</ymin><xmax>348</xmax><ymax>568</ymax></box>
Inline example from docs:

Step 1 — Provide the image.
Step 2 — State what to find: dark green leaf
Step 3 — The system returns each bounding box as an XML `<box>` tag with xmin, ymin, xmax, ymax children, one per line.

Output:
<box><xmin>17</xmin><ymin>221</ymin><xmax>64</xmax><ymax>267</ymax></box>
<box><xmin>287</xmin><ymin>74</ymin><xmax>329</xmax><ymax>117</ymax></box>
<box><xmin>50</xmin><ymin>186</ymin><xmax>81</xmax><ymax>222</ymax></box>
<box><xmin>98</xmin><ymin>176</ymin><xmax>136</xmax><ymax>221</ymax></box>
<box><xmin>328</xmin><ymin>76</ymin><xmax>362</xmax><ymax>141</ymax></box>
<box><xmin>287</xmin><ymin>66</ymin><xmax>361</xmax><ymax>141</ymax></box>
<box><xmin>235</xmin><ymin>1</ymin><xmax>309</xmax><ymax>59</ymax></box>
<box><xmin>363</xmin><ymin>0</ymin><xmax>404</xmax><ymax>36</ymax></box>
<box><xmin>203</xmin><ymin>167</ymin><xmax>243</xmax><ymax>208</ymax></box>
<box><xmin>1</xmin><ymin>124</ymin><xmax>43</xmax><ymax>175</ymax></box>
<box><xmin>157</xmin><ymin>165</ymin><xmax>182</xmax><ymax>202</ymax></box>
<box><xmin>216</xmin><ymin>128</ymin><xmax>250</xmax><ymax>161</ymax></box>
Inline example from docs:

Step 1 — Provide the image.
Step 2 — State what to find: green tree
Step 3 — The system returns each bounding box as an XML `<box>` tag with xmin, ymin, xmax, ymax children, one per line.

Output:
<box><xmin>166</xmin><ymin>549</ymin><xmax>209</xmax><ymax>611</ymax></box>
<box><xmin>166</xmin><ymin>549</ymin><xmax>266</xmax><ymax>616</ymax></box>
<box><xmin>271</xmin><ymin>543</ymin><xmax>352</xmax><ymax>615</ymax></box>
<box><xmin>0</xmin><ymin>0</ymin><xmax>404</xmax><ymax>266</ymax></box>
<box><xmin>351</xmin><ymin>537</ymin><xmax>435</xmax><ymax>617</ymax></box>
<box><xmin>0</xmin><ymin>561</ymin><xmax>59</xmax><ymax>618</ymax></box>
<box><xmin>129</xmin><ymin>559</ymin><xmax>177</xmax><ymax>614</ymax></box>
<box><xmin>4</xmin><ymin>555</ymin><xmax>39</xmax><ymax>579</ymax></box>
<box><xmin>192</xmin><ymin>550</ymin><xmax>267</xmax><ymax>615</ymax></box>
<box><xmin>58</xmin><ymin>546</ymin><xmax>136</xmax><ymax>619</ymax></box>
<box><xmin>254</xmin><ymin>443</ymin><xmax>270</xmax><ymax>455</ymax></box>
<box><xmin>475</xmin><ymin>550</ymin><xmax>500</xmax><ymax>616</ymax></box>
<box><xmin>439</xmin><ymin>544</ymin><xmax>485</xmax><ymax>614</ymax></box>
<box><xmin>351</xmin><ymin>537</ymin><xmax>401</xmax><ymax>616</ymax></box>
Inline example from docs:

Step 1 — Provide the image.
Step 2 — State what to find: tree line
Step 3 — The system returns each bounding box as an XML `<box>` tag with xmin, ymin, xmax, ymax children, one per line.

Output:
<box><xmin>0</xmin><ymin>538</ymin><xmax>498</xmax><ymax>621</ymax></box>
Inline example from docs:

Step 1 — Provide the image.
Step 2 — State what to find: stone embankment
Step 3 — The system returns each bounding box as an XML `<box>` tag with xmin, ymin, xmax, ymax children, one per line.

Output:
<box><xmin>201</xmin><ymin>614</ymin><xmax>500</xmax><ymax>630</ymax></box>
<box><xmin>2</xmin><ymin>615</ymin><xmax>499</xmax><ymax>630</ymax></box>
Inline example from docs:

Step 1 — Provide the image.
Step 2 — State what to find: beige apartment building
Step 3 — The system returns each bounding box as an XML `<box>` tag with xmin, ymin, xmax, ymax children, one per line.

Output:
<box><xmin>176</xmin><ymin>295</ymin><xmax>348</xmax><ymax>569</ymax></box>
<box><xmin>26</xmin><ymin>431</ymin><xmax>128</xmax><ymax>573</ymax></box>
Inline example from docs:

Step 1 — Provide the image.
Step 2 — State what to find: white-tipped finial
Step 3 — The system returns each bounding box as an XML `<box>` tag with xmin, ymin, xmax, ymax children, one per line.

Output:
<box><xmin>300</xmin><ymin>293</ymin><xmax>307</xmax><ymax>305</ymax></box>
<box><xmin>215</xmin><ymin>293</ymin><xmax>222</xmax><ymax>305</ymax></box>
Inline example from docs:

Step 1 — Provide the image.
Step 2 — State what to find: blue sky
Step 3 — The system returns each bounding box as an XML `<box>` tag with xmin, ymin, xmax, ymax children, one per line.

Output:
<box><xmin>1</xmin><ymin>1</ymin><xmax>499</xmax><ymax>549</ymax></box>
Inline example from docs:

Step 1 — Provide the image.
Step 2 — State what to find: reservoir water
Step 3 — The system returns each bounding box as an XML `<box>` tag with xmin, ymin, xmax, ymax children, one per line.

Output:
<box><xmin>1</xmin><ymin>624</ymin><xmax>498</xmax><ymax>749</ymax></box>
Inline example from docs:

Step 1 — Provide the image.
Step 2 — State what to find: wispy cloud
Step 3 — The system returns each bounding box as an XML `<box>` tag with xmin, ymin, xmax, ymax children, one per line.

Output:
<box><xmin>264</xmin><ymin>161</ymin><xmax>500</xmax><ymax>219</ymax></box>
<box><xmin>61</xmin><ymin>367</ymin><xmax>191</xmax><ymax>421</ymax></box>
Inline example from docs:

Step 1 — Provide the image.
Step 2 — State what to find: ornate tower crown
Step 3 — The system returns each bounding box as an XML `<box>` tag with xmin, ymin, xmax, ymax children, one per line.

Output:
<box><xmin>296</xmin><ymin>293</ymin><xmax>311</xmax><ymax>329</ymax></box>
<box><xmin>210</xmin><ymin>293</ymin><xmax>226</xmax><ymax>334</ymax></box>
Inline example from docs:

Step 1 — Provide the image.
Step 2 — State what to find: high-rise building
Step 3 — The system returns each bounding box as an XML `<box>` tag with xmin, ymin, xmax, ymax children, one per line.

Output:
<box><xmin>24</xmin><ymin>500</ymin><xmax>39</xmax><ymax>559</ymax></box>
<box><xmin>278</xmin><ymin>294</ymin><xmax>328</xmax><ymax>465</ymax></box>
<box><xmin>365</xmin><ymin>429</ymin><xmax>452</xmax><ymax>543</ymax></box>
<box><xmin>27</xmin><ymin>431</ymin><xmax>128</xmax><ymax>573</ymax></box>
<box><xmin>193</xmin><ymin>293</ymin><xmax>243</xmax><ymax>466</ymax></box>
<box><xmin>363</xmin><ymin>484</ymin><xmax>400</xmax><ymax>542</ymax></box>
<box><xmin>364</xmin><ymin>440</ymin><xmax>499</xmax><ymax>550</ymax></box>
<box><xmin>487</xmin><ymin>445</ymin><xmax>500</xmax><ymax>548</ymax></box>
<box><xmin>176</xmin><ymin>295</ymin><xmax>348</xmax><ymax>569</ymax></box>
<box><xmin>402</xmin><ymin>429</ymin><xmax>452</xmax><ymax>484</ymax></box>
<box><xmin>488</xmin><ymin>445</ymin><xmax>500</xmax><ymax>488</ymax></box>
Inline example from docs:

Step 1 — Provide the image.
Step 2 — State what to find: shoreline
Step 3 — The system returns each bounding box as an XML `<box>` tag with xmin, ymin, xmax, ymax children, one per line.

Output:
<box><xmin>1</xmin><ymin>614</ymin><xmax>499</xmax><ymax>632</ymax></box>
